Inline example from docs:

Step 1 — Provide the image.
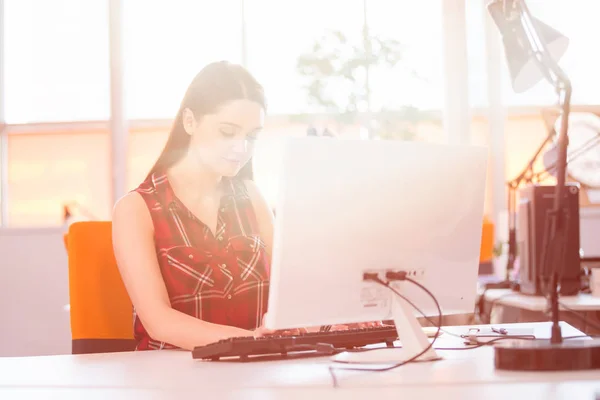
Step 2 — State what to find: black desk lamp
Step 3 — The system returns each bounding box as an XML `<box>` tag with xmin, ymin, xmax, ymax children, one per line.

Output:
<box><xmin>495</xmin><ymin>0</ymin><xmax>569</xmax><ymax>282</ymax></box>
<box><xmin>488</xmin><ymin>0</ymin><xmax>600</xmax><ymax>371</ymax></box>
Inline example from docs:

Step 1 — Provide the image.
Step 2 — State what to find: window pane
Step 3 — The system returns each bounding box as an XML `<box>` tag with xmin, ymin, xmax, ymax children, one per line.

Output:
<box><xmin>466</xmin><ymin>0</ymin><xmax>600</xmax><ymax>108</ymax></box>
<box><xmin>0</xmin><ymin>134</ymin><xmax>6</xmax><ymax>226</ymax></box>
<box><xmin>7</xmin><ymin>132</ymin><xmax>111</xmax><ymax>226</ymax></box>
<box><xmin>508</xmin><ymin>0</ymin><xmax>600</xmax><ymax>106</ymax></box>
<box><xmin>126</xmin><ymin>122</ymin><xmax>309</xmax><ymax>206</ymax></box>
<box><xmin>366</xmin><ymin>0</ymin><xmax>444</xmax><ymax>110</ymax></box>
<box><xmin>126</xmin><ymin>120</ymin><xmax>365</xmax><ymax>207</ymax></box>
<box><xmin>123</xmin><ymin>0</ymin><xmax>243</xmax><ymax>120</ymax></box>
<box><xmin>245</xmin><ymin>0</ymin><xmax>365</xmax><ymax>115</ymax></box>
<box><xmin>4</xmin><ymin>0</ymin><xmax>110</xmax><ymax>123</ymax></box>
<box><xmin>127</xmin><ymin>127</ymin><xmax>169</xmax><ymax>191</ymax></box>
<box><xmin>466</xmin><ymin>0</ymin><xmax>489</xmax><ymax>109</ymax></box>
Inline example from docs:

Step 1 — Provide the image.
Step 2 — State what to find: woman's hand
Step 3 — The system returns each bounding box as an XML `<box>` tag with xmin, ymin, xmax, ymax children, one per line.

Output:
<box><xmin>330</xmin><ymin>321</ymin><xmax>384</xmax><ymax>331</ymax></box>
<box><xmin>252</xmin><ymin>314</ymin><xmax>385</xmax><ymax>337</ymax></box>
<box><xmin>253</xmin><ymin>313</ymin><xmax>310</xmax><ymax>337</ymax></box>
<box><xmin>253</xmin><ymin>326</ymin><xmax>308</xmax><ymax>337</ymax></box>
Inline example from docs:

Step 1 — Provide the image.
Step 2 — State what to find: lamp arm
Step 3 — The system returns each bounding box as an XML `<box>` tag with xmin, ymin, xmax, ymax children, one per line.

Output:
<box><xmin>519</xmin><ymin>0</ymin><xmax>573</xmax><ymax>344</ymax></box>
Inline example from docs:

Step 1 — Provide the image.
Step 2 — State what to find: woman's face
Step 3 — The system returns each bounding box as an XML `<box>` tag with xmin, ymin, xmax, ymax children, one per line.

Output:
<box><xmin>183</xmin><ymin>99</ymin><xmax>264</xmax><ymax>178</ymax></box>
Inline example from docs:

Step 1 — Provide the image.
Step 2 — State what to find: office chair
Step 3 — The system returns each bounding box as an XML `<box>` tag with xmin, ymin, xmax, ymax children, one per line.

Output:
<box><xmin>66</xmin><ymin>221</ymin><xmax>136</xmax><ymax>353</ymax></box>
<box><xmin>479</xmin><ymin>216</ymin><xmax>495</xmax><ymax>275</ymax></box>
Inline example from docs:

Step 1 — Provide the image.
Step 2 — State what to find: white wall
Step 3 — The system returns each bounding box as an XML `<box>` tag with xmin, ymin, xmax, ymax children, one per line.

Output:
<box><xmin>0</xmin><ymin>227</ymin><xmax>71</xmax><ymax>357</ymax></box>
<box><xmin>581</xmin><ymin>208</ymin><xmax>600</xmax><ymax>258</ymax></box>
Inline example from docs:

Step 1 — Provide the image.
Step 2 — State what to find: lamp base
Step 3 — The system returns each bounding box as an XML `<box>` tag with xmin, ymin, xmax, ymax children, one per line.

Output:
<box><xmin>495</xmin><ymin>339</ymin><xmax>600</xmax><ymax>371</ymax></box>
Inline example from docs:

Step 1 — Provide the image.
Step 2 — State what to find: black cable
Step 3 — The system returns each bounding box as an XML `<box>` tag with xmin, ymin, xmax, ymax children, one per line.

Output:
<box><xmin>374</xmin><ymin>280</ymin><xmax>465</xmax><ymax>340</ymax></box>
<box><xmin>326</xmin><ymin>275</ymin><xmax>600</xmax><ymax>388</ymax></box>
<box><xmin>328</xmin><ymin>275</ymin><xmax>443</xmax><ymax>388</ymax></box>
<box><xmin>327</xmin><ymin>276</ymin><xmax>536</xmax><ymax>386</ymax></box>
<box><xmin>435</xmin><ymin>335</ymin><xmax>536</xmax><ymax>350</ymax></box>
<box><xmin>374</xmin><ymin>275</ymin><xmax>444</xmax><ymax>348</ymax></box>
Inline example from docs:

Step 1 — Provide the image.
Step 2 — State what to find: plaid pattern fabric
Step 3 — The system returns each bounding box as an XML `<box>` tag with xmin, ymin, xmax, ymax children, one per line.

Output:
<box><xmin>132</xmin><ymin>172</ymin><xmax>270</xmax><ymax>350</ymax></box>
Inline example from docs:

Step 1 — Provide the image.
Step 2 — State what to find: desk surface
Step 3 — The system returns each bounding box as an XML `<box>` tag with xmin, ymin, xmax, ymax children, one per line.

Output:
<box><xmin>2</xmin><ymin>383</ymin><xmax>600</xmax><ymax>400</ymax></box>
<box><xmin>1</xmin><ymin>322</ymin><xmax>600</xmax><ymax>399</ymax></box>
<box><xmin>484</xmin><ymin>288</ymin><xmax>600</xmax><ymax>311</ymax></box>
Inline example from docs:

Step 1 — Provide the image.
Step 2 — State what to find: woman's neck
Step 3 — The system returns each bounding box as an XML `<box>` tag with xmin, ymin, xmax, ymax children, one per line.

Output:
<box><xmin>167</xmin><ymin>155</ymin><xmax>222</xmax><ymax>200</ymax></box>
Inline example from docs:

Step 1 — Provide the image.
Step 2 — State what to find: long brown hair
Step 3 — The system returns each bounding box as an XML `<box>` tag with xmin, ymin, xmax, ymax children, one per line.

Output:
<box><xmin>146</xmin><ymin>61</ymin><xmax>266</xmax><ymax>181</ymax></box>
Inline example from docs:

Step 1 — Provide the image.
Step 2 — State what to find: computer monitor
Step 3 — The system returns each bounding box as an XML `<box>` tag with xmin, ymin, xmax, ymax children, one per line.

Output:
<box><xmin>264</xmin><ymin>137</ymin><xmax>488</xmax><ymax>364</ymax></box>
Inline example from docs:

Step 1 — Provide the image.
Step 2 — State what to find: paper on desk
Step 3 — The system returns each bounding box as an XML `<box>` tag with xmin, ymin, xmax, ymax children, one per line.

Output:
<box><xmin>462</xmin><ymin>327</ymin><xmax>536</xmax><ymax>343</ymax></box>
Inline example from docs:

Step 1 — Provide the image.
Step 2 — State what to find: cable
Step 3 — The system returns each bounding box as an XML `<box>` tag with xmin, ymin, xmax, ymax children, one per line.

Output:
<box><xmin>372</xmin><ymin>280</ymin><xmax>465</xmax><ymax>340</ymax></box>
<box><xmin>380</xmin><ymin>286</ymin><xmax>536</xmax><ymax>344</ymax></box>
<box><xmin>328</xmin><ymin>273</ymin><xmax>571</xmax><ymax>388</ymax></box>
<box><xmin>435</xmin><ymin>335</ymin><xmax>536</xmax><ymax>350</ymax></box>
<box><xmin>328</xmin><ymin>275</ymin><xmax>443</xmax><ymax>388</ymax></box>
<box><xmin>327</xmin><ymin>273</ymin><xmax>600</xmax><ymax>388</ymax></box>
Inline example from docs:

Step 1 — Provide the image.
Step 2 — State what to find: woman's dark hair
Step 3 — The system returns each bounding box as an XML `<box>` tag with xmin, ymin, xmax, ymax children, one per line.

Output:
<box><xmin>146</xmin><ymin>61</ymin><xmax>266</xmax><ymax>181</ymax></box>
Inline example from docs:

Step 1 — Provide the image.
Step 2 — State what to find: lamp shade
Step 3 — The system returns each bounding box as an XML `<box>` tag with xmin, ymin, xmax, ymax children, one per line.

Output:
<box><xmin>488</xmin><ymin>1</ymin><xmax>569</xmax><ymax>93</ymax></box>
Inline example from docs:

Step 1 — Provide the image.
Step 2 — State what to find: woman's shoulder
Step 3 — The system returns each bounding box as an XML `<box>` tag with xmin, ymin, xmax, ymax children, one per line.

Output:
<box><xmin>129</xmin><ymin>172</ymin><xmax>174</xmax><ymax>209</ymax></box>
<box><xmin>133</xmin><ymin>173</ymin><xmax>161</xmax><ymax>197</ymax></box>
<box><xmin>112</xmin><ymin>173</ymin><xmax>163</xmax><ymax>223</ymax></box>
<box><xmin>112</xmin><ymin>191</ymin><xmax>154</xmax><ymax>236</ymax></box>
<box><xmin>113</xmin><ymin>191</ymin><xmax>149</xmax><ymax>219</ymax></box>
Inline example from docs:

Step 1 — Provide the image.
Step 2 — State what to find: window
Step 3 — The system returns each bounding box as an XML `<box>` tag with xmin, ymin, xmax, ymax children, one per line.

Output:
<box><xmin>244</xmin><ymin>0</ymin><xmax>365</xmax><ymax>115</ymax></box>
<box><xmin>0</xmin><ymin>133</ymin><xmax>6</xmax><ymax>226</ymax></box>
<box><xmin>366</xmin><ymin>0</ymin><xmax>444</xmax><ymax>111</ymax></box>
<box><xmin>3</xmin><ymin>0</ymin><xmax>110</xmax><ymax>123</ymax></box>
<box><xmin>504</xmin><ymin>0</ymin><xmax>600</xmax><ymax>106</ymax></box>
<box><xmin>122</xmin><ymin>0</ymin><xmax>243</xmax><ymax>120</ymax></box>
<box><xmin>7</xmin><ymin>132</ymin><xmax>111</xmax><ymax>226</ymax></box>
<box><xmin>126</xmin><ymin>121</ymin><xmax>319</xmax><ymax>207</ymax></box>
<box><xmin>466</xmin><ymin>0</ymin><xmax>600</xmax><ymax>108</ymax></box>
<box><xmin>127</xmin><ymin>127</ymin><xmax>169</xmax><ymax>191</ymax></box>
<box><xmin>465</xmin><ymin>0</ymin><xmax>488</xmax><ymax>109</ymax></box>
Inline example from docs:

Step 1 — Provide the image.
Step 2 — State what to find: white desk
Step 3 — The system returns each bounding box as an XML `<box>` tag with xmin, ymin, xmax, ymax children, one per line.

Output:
<box><xmin>1</xmin><ymin>322</ymin><xmax>599</xmax><ymax>399</ymax></box>
<box><xmin>484</xmin><ymin>288</ymin><xmax>600</xmax><ymax>312</ymax></box>
<box><xmin>482</xmin><ymin>289</ymin><xmax>600</xmax><ymax>335</ymax></box>
<box><xmin>3</xmin><ymin>383</ymin><xmax>600</xmax><ymax>400</ymax></box>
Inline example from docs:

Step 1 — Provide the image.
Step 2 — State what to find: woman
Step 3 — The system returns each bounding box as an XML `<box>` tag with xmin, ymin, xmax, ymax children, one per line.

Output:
<box><xmin>113</xmin><ymin>61</ymin><xmax>378</xmax><ymax>351</ymax></box>
<box><xmin>113</xmin><ymin>61</ymin><xmax>274</xmax><ymax>351</ymax></box>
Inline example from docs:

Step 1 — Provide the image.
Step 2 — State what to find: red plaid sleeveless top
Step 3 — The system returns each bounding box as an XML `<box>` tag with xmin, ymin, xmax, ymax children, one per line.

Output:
<box><xmin>132</xmin><ymin>172</ymin><xmax>270</xmax><ymax>350</ymax></box>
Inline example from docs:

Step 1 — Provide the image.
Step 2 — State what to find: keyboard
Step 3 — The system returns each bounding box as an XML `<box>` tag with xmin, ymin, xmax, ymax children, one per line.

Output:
<box><xmin>192</xmin><ymin>325</ymin><xmax>399</xmax><ymax>361</ymax></box>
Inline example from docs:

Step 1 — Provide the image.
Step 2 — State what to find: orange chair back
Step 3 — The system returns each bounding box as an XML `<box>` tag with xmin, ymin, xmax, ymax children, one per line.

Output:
<box><xmin>479</xmin><ymin>216</ymin><xmax>495</xmax><ymax>263</ymax></box>
<box><xmin>477</xmin><ymin>216</ymin><xmax>495</xmax><ymax>275</ymax></box>
<box><xmin>66</xmin><ymin>221</ymin><xmax>135</xmax><ymax>353</ymax></box>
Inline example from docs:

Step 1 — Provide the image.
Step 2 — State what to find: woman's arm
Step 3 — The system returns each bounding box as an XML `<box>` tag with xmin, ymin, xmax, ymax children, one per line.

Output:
<box><xmin>112</xmin><ymin>192</ymin><xmax>253</xmax><ymax>351</ymax></box>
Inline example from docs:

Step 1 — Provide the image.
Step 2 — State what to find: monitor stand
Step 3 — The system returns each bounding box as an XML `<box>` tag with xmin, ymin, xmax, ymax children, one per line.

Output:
<box><xmin>331</xmin><ymin>282</ymin><xmax>442</xmax><ymax>364</ymax></box>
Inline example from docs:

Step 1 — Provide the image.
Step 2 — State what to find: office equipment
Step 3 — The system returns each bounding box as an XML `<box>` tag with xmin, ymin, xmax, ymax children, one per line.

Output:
<box><xmin>263</xmin><ymin>137</ymin><xmax>487</xmax><ymax>364</ymax></box>
<box><xmin>517</xmin><ymin>183</ymin><xmax>581</xmax><ymax>295</ymax></box>
<box><xmin>192</xmin><ymin>325</ymin><xmax>399</xmax><ymax>360</ymax></box>
<box><xmin>488</xmin><ymin>0</ymin><xmax>600</xmax><ymax>371</ymax></box>
<box><xmin>502</xmin><ymin>111</ymin><xmax>600</xmax><ymax>285</ymax></box>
